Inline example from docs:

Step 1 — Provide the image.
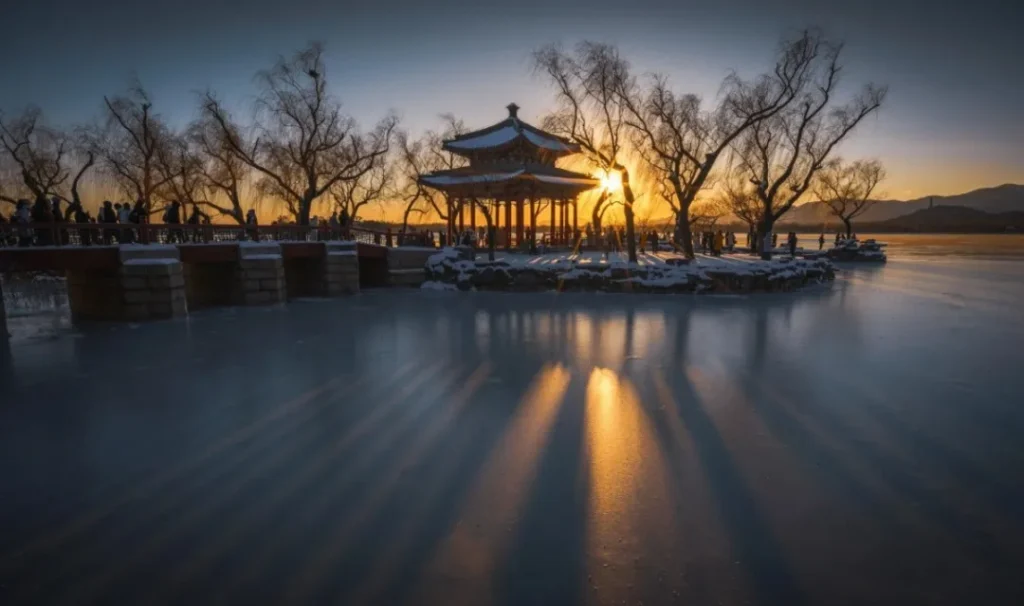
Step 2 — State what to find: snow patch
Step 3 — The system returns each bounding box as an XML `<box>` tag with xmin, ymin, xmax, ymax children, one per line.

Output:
<box><xmin>122</xmin><ymin>258</ymin><xmax>181</xmax><ymax>266</ymax></box>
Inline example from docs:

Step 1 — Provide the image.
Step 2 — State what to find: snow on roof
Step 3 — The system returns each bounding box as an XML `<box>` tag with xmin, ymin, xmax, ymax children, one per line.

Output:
<box><xmin>534</xmin><ymin>174</ymin><xmax>599</xmax><ymax>186</ymax></box>
<box><xmin>445</xmin><ymin>126</ymin><xmax>520</xmax><ymax>150</ymax></box>
<box><xmin>444</xmin><ymin>114</ymin><xmax>577</xmax><ymax>154</ymax></box>
<box><xmin>420</xmin><ymin>170</ymin><xmax>525</xmax><ymax>186</ymax></box>
<box><xmin>521</xmin><ymin>129</ymin><xmax>574</xmax><ymax>152</ymax></box>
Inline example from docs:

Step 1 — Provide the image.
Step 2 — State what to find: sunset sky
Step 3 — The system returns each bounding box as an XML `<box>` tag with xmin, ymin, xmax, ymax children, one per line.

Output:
<box><xmin>2</xmin><ymin>0</ymin><xmax>1021</xmax><ymax>216</ymax></box>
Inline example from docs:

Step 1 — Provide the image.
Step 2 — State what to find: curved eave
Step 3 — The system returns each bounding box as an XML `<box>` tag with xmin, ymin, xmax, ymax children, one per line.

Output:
<box><xmin>442</xmin><ymin>122</ymin><xmax>581</xmax><ymax>157</ymax></box>
<box><xmin>418</xmin><ymin>171</ymin><xmax>599</xmax><ymax>196</ymax></box>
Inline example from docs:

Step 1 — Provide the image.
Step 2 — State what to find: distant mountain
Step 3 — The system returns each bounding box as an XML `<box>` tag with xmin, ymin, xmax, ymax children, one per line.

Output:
<box><xmin>777</xmin><ymin>183</ymin><xmax>1024</xmax><ymax>226</ymax></box>
<box><xmin>873</xmin><ymin>205</ymin><xmax>1024</xmax><ymax>232</ymax></box>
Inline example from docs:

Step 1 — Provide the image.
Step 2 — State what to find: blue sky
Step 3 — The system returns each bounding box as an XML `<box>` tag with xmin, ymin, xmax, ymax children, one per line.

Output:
<box><xmin>2</xmin><ymin>0</ymin><xmax>1022</xmax><ymax>199</ymax></box>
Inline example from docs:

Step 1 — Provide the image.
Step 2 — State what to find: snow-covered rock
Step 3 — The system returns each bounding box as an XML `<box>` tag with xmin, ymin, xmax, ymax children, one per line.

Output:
<box><xmin>826</xmin><ymin>239</ymin><xmax>888</xmax><ymax>263</ymax></box>
<box><xmin>422</xmin><ymin>249</ymin><xmax>835</xmax><ymax>294</ymax></box>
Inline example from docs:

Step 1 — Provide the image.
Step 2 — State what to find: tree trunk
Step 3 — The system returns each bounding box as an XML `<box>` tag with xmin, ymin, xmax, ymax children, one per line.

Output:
<box><xmin>591</xmin><ymin>191</ymin><xmax>607</xmax><ymax>239</ymax></box>
<box><xmin>298</xmin><ymin>197</ymin><xmax>312</xmax><ymax>226</ymax></box>
<box><xmin>676</xmin><ymin>211</ymin><xmax>695</xmax><ymax>258</ymax></box>
<box><xmin>757</xmin><ymin>216</ymin><xmax>775</xmax><ymax>260</ymax></box>
<box><xmin>843</xmin><ymin>217</ymin><xmax>853</xmax><ymax>238</ymax></box>
<box><xmin>621</xmin><ymin>173</ymin><xmax>638</xmax><ymax>263</ymax></box>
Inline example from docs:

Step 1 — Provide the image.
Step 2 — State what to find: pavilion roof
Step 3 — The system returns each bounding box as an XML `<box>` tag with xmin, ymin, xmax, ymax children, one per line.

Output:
<box><xmin>419</xmin><ymin>162</ymin><xmax>599</xmax><ymax>197</ymax></box>
<box><xmin>443</xmin><ymin>103</ymin><xmax>580</xmax><ymax>157</ymax></box>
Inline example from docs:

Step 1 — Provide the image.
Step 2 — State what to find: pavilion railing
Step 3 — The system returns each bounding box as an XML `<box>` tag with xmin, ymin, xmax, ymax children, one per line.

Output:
<box><xmin>0</xmin><ymin>222</ymin><xmax>433</xmax><ymax>249</ymax></box>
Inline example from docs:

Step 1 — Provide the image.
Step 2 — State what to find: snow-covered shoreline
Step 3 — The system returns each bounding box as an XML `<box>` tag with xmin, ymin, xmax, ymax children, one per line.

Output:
<box><xmin>423</xmin><ymin>247</ymin><xmax>835</xmax><ymax>294</ymax></box>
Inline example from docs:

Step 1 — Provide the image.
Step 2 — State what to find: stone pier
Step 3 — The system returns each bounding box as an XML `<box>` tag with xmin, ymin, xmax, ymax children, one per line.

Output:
<box><xmin>0</xmin><ymin>277</ymin><xmax>7</xmax><ymax>336</ymax></box>
<box><xmin>66</xmin><ymin>266</ymin><xmax>125</xmax><ymax>322</ymax></box>
<box><xmin>237</xmin><ymin>242</ymin><xmax>286</xmax><ymax>305</ymax></box>
<box><xmin>386</xmin><ymin>247</ymin><xmax>436</xmax><ymax>287</ymax></box>
<box><xmin>118</xmin><ymin>245</ymin><xmax>188</xmax><ymax>321</ymax></box>
<box><xmin>1</xmin><ymin>239</ymin><xmax>374</xmax><ymax>331</ymax></box>
<box><xmin>325</xmin><ymin>241</ymin><xmax>360</xmax><ymax>295</ymax></box>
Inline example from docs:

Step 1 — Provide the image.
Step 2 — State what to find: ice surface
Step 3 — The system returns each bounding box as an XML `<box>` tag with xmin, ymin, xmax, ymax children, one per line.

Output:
<box><xmin>3</xmin><ymin>256</ymin><xmax>1024</xmax><ymax>604</ymax></box>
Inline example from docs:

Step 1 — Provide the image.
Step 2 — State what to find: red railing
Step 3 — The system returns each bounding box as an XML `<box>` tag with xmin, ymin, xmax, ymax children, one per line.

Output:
<box><xmin>0</xmin><ymin>222</ymin><xmax>434</xmax><ymax>249</ymax></box>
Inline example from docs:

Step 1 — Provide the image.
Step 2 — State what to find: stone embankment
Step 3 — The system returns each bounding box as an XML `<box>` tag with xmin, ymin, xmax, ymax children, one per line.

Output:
<box><xmin>423</xmin><ymin>247</ymin><xmax>835</xmax><ymax>294</ymax></box>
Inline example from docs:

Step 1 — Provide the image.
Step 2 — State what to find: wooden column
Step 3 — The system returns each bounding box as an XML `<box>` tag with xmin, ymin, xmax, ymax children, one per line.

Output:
<box><xmin>470</xmin><ymin>200</ymin><xmax>476</xmax><ymax>233</ymax></box>
<box><xmin>529</xmin><ymin>198</ymin><xmax>537</xmax><ymax>248</ymax></box>
<box><xmin>515</xmin><ymin>200</ymin><xmax>524</xmax><ymax>247</ymax></box>
<box><xmin>446</xmin><ymin>199</ymin><xmax>454</xmax><ymax>245</ymax></box>
<box><xmin>549</xmin><ymin>199</ymin><xmax>555</xmax><ymax>246</ymax></box>
<box><xmin>572</xmin><ymin>198</ymin><xmax>578</xmax><ymax>246</ymax></box>
<box><xmin>560</xmin><ymin>200</ymin><xmax>567</xmax><ymax>245</ymax></box>
<box><xmin>494</xmin><ymin>200</ymin><xmax>501</xmax><ymax>247</ymax></box>
<box><xmin>458</xmin><ymin>200</ymin><xmax>465</xmax><ymax>233</ymax></box>
<box><xmin>504</xmin><ymin>199</ymin><xmax>512</xmax><ymax>250</ymax></box>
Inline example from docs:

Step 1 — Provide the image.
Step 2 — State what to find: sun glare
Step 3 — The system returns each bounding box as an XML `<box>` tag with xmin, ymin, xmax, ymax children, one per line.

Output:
<box><xmin>597</xmin><ymin>170</ymin><xmax>622</xmax><ymax>193</ymax></box>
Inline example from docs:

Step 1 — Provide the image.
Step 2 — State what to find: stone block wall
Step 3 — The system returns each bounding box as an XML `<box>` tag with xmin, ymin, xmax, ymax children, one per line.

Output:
<box><xmin>0</xmin><ymin>278</ymin><xmax>7</xmax><ymax>336</ymax></box>
<box><xmin>325</xmin><ymin>251</ymin><xmax>360</xmax><ymax>295</ymax></box>
<box><xmin>238</xmin><ymin>244</ymin><xmax>286</xmax><ymax>305</ymax></box>
<box><xmin>324</xmin><ymin>242</ymin><xmax>360</xmax><ymax>294</ymax></box>
<box><xmin>183</xmin><ymin>262</ymin><xmax>241</xmax><ymax>309</ymax></box>
<box><xmin>120</xmin><ymin>261</ymin><xmax>188</xmax><ymax>320</ymax></box>
<box><xmin>66</xmin><ymin>268</ymin><xmax>124</xmax><ymax>321</ymax></box>
<box><xmin>386</xmin><ymin>247</ymin><xmax>434</xmax><ymax>288</ymax></box>
<box><xmin>283</xmin><ymin>257</ymin><xmax>326</xmax><ymax>298</ymax></box>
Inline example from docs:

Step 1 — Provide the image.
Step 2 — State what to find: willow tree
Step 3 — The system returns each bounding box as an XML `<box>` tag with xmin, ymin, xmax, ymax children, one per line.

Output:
<box><xmin>0</xmin><ymin>107</ymin><xmax>71</xmax><ymax>202</ymax></box>
<box><xmin>534</xmin><ymin>42</ymin><xmax>638</xmax><ymax>263</ymax></box>
<box><xmin>814</xmin><ymin>158</ymin><xmax>885</xmax><ymax>237</ymax></box>
<box><xmin>395</xmin><ymin>115</ymin><xmax>470</xmax><ymax>244</ymax></box>
<box><xmin>717</xmin><ymin>173</ymin><xmax>765</xmax><ymax>251</ymax></box>
<box><xmin>155</xmin><ymin>133</ymin><xmax>206</xmax><ymax>215</ymax></box>
<box><xmin>735</xmin><ymin>42</ymin><xmax>887</xmax><ymax>258</ymax></box>
<box><xmin>187</xmin><ymin>112</ymin><xmax>255</xmax><ymax>225</ymax></box>
<box><xmin>330</xmin><ymin>156</ymin><xmax>393</xmax><ymax>222</ymax></box>
<box><xmin>201</xmin><ymin>43</ymin><xmax>397</xmax><ymax>225</ymax></box>
<box><xmin>620</xmin><ymin>31</ymin><xmax>825</xmax><ymax>258</ymax></box>
<box><xmin>91</xmin><ymin>85</ymin><xmax>175</xmax><ymax>216</ymax></box>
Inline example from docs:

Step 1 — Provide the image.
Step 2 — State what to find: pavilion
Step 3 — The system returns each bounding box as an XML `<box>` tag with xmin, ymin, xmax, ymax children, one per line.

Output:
<box><xmin>418</xmin><ymin>103</ymin><xmax>600</xmax><ymax>249</ymax></box>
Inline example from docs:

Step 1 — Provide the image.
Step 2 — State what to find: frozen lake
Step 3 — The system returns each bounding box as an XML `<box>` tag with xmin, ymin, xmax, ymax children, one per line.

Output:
<box><xmin>2</xmin><ymin>256</ymin><xmax>1024</xmax><ymax>605</ymax></box>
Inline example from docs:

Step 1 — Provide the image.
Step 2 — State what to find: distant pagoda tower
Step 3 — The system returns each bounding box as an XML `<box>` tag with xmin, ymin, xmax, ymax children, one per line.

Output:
<box><xmin>419</xmin><ymin>103</ymin><xmax>599</xmax><ymax>249</ymax></box>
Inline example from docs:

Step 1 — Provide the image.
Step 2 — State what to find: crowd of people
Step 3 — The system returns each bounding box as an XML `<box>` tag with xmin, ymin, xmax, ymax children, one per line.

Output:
<box><xmin>0</xmin><ymin>195</ymin><xmax>156</xmax><ymax>247</ymax></box>
<box><xmin>0</xmin><ymin>196</ymin><xmax>366</xmax><ymax>246</ymax></box>
<box><xmin>693</xmin><ymin>230</ymin><xmax>739</xmax><ymax>256</ymax></box>
<box><xmin>2</xmin><ymin>200</ymin><xmax>860</xmax><ymax>257</ymax></box>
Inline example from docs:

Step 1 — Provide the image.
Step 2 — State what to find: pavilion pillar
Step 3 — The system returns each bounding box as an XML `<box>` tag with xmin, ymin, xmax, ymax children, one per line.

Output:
<box><xmin>504</xmin><ymin>200</ymin><xmax>512</xmax><ymax>251</ymax></box>
<box><xmin>470</xmin><ymin>200</ymin><xmax>477</xmax><ymax>234</ymax></box>
<box><xmin>515</xmin><ymin>200</ymin><xmax>524</xmax><ymax>248</ymax></box>
<box><xmin>492</xmin><ymin>201</ymin><xmax>499</xmax><ymax>247</ymax></box>
<box><xmin>572</xmin><ymin>198</ymin><xmax>578</xmax><ymax>247</ymax></box>
<box><xmin>529</xmin><ymin>198</ymin><xmax>537</xmax><ymax>249</ymax></box>
<box><xmin>458</xmin><ymin>200</ymin><xmax>465</xmax><ymax>234</ymax></box>
<box><xmin>560</xmin><ymin>200</ymin><xmax>567</xmax><ymax>246</ymax></box>
<box><xmin>549</xmin><ymin>199</ymin><xmax>555</xmax><ymax>246</ymax></box>
<box><xmin>447</xmin><ymin>199</ymin><xmax>454</xmax><ymax>246</ymax></box>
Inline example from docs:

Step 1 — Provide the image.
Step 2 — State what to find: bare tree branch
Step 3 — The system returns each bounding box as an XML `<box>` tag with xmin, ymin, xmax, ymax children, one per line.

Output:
<box><xmin>814</xmin><ymin>157</ymin><xmax>885</xmax><ymax>236</ymax></box>
<box><xmin>0</xmin><ymin>107</ymin><xmax>72</xmax><ymax>200</ymax></box>
<box><xmin>200</xmin><ymin>43</ymin><xmax>398</xmax><ymax>225</ymax></box>
<box><xmin>534</xmin><ymin>41</ymin><xmax>639</xmax><ymax>262</ymax></box>
<box><xmin>619</xmin><ymin>30</ymin><xmax>823</xmax><ymax>257</ymax></box>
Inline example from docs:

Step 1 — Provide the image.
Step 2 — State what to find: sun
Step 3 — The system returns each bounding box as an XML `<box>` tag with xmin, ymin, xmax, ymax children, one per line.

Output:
<box><xmin>597</xmin><ymin>169</ymin><xmax>622</xmax><ymax>193</ymax></box>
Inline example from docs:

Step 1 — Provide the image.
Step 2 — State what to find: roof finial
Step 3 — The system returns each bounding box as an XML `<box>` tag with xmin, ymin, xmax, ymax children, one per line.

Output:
<box><xmin>506</xmin><ymin>102</ymin><xmax>520</xmax><ymax>118</ymax></box>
